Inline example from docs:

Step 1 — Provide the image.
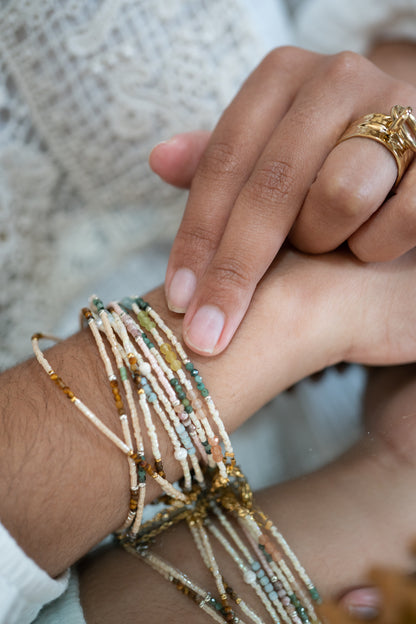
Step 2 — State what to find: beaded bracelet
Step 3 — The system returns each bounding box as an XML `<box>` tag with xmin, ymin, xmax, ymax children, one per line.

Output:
<box><xmin>32</xmin><ymin>294</ymin><xmax>322</xmax><ymax>622</ymax></box>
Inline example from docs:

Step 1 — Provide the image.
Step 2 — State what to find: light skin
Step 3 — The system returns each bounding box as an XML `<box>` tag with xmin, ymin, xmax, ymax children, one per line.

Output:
<box><xmin>149</xmin><ymin>41</ymin><xmax>416</xmax><ymax>357</ymax></box>
<box><xmin>1</xmin><ymin>245</ymin><xmax>416</xmax><ymax>611</ymax></box>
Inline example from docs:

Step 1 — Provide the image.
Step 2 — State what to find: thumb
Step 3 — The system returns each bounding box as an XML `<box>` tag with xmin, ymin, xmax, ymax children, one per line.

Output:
<box><xmin>149</xmin><ymin>130</ymin><xmax>211</xmax><ymax>189</ymax></box>
<box><xmin>338</xmin><ymin>586</ymin><xmax>381</xmax><ymax>619</ymax></box>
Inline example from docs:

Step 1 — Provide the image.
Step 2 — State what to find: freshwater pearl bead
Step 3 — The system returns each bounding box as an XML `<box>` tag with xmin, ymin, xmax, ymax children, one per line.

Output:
<box><xmin>174</xmin><ymin>448</ymin><xmax>188</xmax><ymax>461</ymax></box>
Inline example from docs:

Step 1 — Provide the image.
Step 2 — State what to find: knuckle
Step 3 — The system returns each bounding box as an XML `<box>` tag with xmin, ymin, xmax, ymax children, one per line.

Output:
<box><xmin>325</xmin><ymin>50</ymin><xmax>367</xmax><ymax>85</ymax></box>
<box><xmin>175</xmin><ymin>221</ymin><xmax>218</xmax><ymax>256</ymax></box>
<box><xmin>245</xmin><ymin>158</ymin><xmax>296</xmax><ymax>206</ymax></box>
<box><xmin>262</xmin><ymin>45</ymin><xmax>311</xmax><ymax>71</ymax></box>
<box><xmin>209</xmin><ymin>256</ymin><xmax>253</xmax><ymax>292</ymax></box>
<box><xmin>319</xmin><ymin>172</ymin><xmax>366</xmax><ymax>220</ymax></box>
<box><xmin>197</xmin><ymin>141</ymin><xmax>241</xmax><ymax>183</ymax></box>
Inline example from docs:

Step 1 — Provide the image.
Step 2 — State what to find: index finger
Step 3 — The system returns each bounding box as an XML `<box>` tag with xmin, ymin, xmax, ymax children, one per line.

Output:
<box><xmin>165</xmin><ymin>47</ymin><xmax>319</xmax><ymax>313</ymax></box>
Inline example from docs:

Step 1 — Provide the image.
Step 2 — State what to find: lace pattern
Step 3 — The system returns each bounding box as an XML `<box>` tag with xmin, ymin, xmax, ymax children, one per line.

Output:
<box><xmin>0</xmin><ymin>0</ymin><xmax>274</xmax><ymax>369</ymax></box>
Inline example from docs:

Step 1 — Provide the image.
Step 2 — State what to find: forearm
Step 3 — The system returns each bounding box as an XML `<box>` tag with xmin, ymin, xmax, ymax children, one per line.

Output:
<box><xmin>0</xmin><ymin>250</ymin><xmax>345</xmax><ymax>578</ymax></box>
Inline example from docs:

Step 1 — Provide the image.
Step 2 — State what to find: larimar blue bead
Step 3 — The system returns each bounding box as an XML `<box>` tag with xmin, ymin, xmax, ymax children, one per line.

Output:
<box><xmin>175</xmin><ymin>424</ymin><xmax>185</xmax><ymax>434</ymax></box>
<box><xmin>269</xmin><ymin>591</ymin><xmax>278</xmax><ymax>602</ymax></box>
<box><xmin>264</xmin><ymin>583</ymin><xmax>273</xmax><ymax>593</ymax></box>
<box><xmin>148</xmin><ymin>392</ymin><xmax>157</xmax><ymax>403</ymax></box>
<box><xmin>251</xmin><ymin>562</ymin><xmax>261</xmax><ymax>571</ymax></box>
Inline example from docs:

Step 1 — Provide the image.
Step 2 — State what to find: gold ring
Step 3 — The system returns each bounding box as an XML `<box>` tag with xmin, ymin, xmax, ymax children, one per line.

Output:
<box><xmin>336</xmin><ymin>105</ymin><xmax>416</xmax><ymax>186</ymax></box>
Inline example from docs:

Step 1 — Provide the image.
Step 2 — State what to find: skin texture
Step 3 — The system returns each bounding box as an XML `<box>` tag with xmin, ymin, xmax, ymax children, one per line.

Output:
<box><xmin>149</xmin><ymin>42</ymin><xmax>416</xmax><ymax>357</ymax></box>
<box><xmin>78</xmin><ymin>364</ymin><xmax>416</xmax><ymax>623</ymax></box>
<box><xmin>2</xmin><ymin>244</ymin><xmax>416</xmax><ymax>579</ymax></box>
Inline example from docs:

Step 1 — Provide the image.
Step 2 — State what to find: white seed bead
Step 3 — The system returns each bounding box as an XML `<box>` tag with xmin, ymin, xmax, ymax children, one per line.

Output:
<box><xmin>174</xmin><ymin>447</ymin><xmax>188</xmax><ymax>461</ymax></box>
<box><xmin>244</xmin><ymin>570</ymin><xmax>257</xmax><ymax>585</ymax></box>
<box><xmin>139</xmin><ymin>362</ymin><xmax>152</xmax><ymax>375</ymax></box>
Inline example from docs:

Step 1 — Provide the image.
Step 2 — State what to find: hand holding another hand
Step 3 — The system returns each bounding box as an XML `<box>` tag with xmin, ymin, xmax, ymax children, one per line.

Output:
<box><xmin>151</xmin><ymin>45</ymin><xmax>416</xmax><ymax>356</ymax></box>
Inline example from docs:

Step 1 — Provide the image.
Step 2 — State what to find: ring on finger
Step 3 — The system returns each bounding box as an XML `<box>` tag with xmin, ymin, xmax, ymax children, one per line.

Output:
<box><xmin>336</xmin><ymin>105</ymin><xmax>416</xmax><ymax>187</ymax></box>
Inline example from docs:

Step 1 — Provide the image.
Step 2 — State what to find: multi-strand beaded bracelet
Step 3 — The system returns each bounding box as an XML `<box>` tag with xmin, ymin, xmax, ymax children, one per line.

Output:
<box><xmin>32</xmin><ymin>295</ymin><xmax>322</xmax><ymax>624</ymax></box>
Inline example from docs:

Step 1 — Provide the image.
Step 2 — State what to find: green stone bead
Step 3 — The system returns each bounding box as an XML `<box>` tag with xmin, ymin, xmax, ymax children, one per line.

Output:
<box><xmin>137</xmin><ymin>297</ymin><xmax>149</xmax><ymax>310</ymax></box>
<box><xmin>185</xmin><ymin>405</ymin><xmax>193</xmax><ymax>414</ymax></box>
<box><xmin>196</xmin><ymin>382</ymin><xmax>205</xmax><ymax>391</ymax></box>
<box><xmin>290</xmin><ymin>594</ymin><xmax>301</xmax><ymax>609</ymax></box>
<box><xmin>185</xmin><ymin>362</ymin><xmax>194</xmax><ymax>371</ymax></box>
<box><xmin>93</xmin><ymin>297</ymin><xmax>104</xmax><ymax>311</ymax></box>
<box><xmin>182</xmin><ymin>398</ymin><xmax>190</xmax><ymax>407</ymax></box>
<box><xmin>200</xmin><ymin>388</ymin><xmax>209</xmax><ymax>397</ymax></box>
<box><xmin>309</xmin><ymin>587</ymin><xmax>321</xmax><ymax>603</ymax></box>
<box><xmin>177</xmin><ymin>390</ymin><xmax>186</xmax><ymax>400</ymax></box>
<box><xmin>119</xmin><ymin>366</ymin><xmax>128</xmax><ymax>381</ymax></box>
<box><xmin>169</xmin><ymin>378</ymin><xmax>179</xmax><ymax>386</ymax></box>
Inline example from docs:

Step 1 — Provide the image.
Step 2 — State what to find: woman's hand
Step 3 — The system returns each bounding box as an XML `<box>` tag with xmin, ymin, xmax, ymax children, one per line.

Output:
<box><xmin>150</xmin><ymin>45</ymin><xmax>416</xmax><ymax>355</ymax></box>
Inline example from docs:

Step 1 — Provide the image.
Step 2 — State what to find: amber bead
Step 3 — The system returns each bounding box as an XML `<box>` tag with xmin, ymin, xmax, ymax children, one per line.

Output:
<box><xmin>63</xmin><ymin>387</ymin><xmax>75</xmax><ymax>400</ymax></box>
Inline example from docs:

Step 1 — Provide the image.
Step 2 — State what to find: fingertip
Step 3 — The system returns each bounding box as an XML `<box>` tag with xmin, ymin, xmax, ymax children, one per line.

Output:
<box><xmin>166</xmin><ymin>268</ymin><xmax>197</xmax><ymax>314</ymax></box>
<box><xmin>149</xmin><ymin>131</ymin><xmax>211</xmax><ymax>188</ymax></box>
<box><xmin>183</xmin><ymin>304</ymin><xmax>226</xmax><ymax>355</ymax></box>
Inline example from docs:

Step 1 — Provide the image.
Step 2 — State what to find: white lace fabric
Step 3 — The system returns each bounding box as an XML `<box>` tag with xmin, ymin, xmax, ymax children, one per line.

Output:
<box><xmin>0</xmin><ymin>0</ymin><xmax>279</xmax><ymax>370</ymax></box>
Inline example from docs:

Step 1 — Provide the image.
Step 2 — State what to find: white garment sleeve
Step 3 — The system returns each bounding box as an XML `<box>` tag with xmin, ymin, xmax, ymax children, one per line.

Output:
<box><xmin>0</xmin><ymin>522</ymin><xmax>69</xmax><ymax>624</ymax></box>
<box><xmin>294</xmin><ymin>0</ymin><xmax>416</xmax><ymax>54</ymax></box>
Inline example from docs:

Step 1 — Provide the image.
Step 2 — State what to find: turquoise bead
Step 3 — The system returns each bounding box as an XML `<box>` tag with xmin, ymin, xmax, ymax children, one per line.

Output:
<box><xmin>185</xmin><ymin>362</ymin><xmax>194</xmax><ymax>371</ymax></box>
<box><xmin>196</xmin><ymin>382</ymin><xmax>205</xmax><ymax>391</ymax></box>
<box><xmin>194</xmin><ymin>375</ymin><xmax>203</xmax><ymax>383</ymax></box>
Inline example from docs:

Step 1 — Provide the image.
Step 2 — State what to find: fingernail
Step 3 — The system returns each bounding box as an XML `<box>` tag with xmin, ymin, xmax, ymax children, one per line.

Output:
<box><xmin>347</xmin><ymin>605</ymin><xmax>379</xmax><ymax>619</ymax></box>
<box><xmin>341</xmin><ymin>588</ymin><xmax>381</xmax><ymax>620</ymax></box>
<box><xmin>185</xmin><ymin>305</ymin><xmax>225</xmax><ymax>354</ymax></box>
<box><xmin>167</xmin><ymin>268</ymin><xmax>196</xmax><ymax>313</ymax></box>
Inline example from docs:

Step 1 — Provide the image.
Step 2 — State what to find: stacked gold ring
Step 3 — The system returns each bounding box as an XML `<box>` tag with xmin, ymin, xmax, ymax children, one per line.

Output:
<box><xmin>337</xmin><ymin>105</ymin><xmax>416</xmax><ymax>186</ymax></box>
